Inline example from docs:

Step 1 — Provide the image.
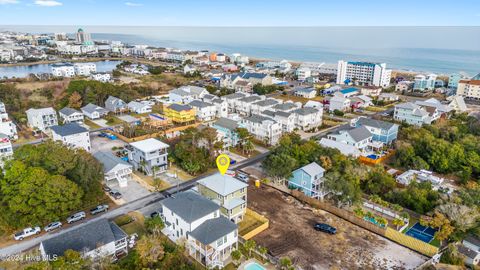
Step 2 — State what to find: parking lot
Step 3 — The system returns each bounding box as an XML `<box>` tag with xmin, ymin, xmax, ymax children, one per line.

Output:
<box><xmin>90</xmin><ymin>131</ymin><xmax>127</xmax><ymax>153</ymax></box>
<box><xmin>248</xmin><ymin>183</ymin><xmax>427</xmax><ymax>270</ymax></box>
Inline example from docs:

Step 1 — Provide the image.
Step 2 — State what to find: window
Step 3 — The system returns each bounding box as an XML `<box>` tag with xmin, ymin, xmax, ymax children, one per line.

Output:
<box><xmin>216</xmin><ymin>238</ymin><xmax>224</xmax><ymax>246</ymax></box>
<box><xmin>176</xmin><ymin>219</ymin><xmax>178</xmax><ymax>225</ymax></box>
<box><xmin>180</xmin><ymin>229</ymin><xmax>183</xmax><ymax>236</ymax></box>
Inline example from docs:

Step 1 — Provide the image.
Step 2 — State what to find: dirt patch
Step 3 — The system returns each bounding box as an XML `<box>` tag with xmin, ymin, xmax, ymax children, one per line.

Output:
<box><xmin>248</xmin><ymin>184</ymin><xmax>427</xmax><ymax>270</ymax></box>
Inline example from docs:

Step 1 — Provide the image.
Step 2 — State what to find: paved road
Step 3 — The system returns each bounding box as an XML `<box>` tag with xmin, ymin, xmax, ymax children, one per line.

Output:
<box><xmin>0</xmin><ymin>193</ymin><xmax>163</xmax><ymax>257</ymax></box>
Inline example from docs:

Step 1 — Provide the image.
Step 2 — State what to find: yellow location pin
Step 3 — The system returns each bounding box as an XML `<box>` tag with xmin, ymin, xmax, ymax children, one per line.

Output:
<box><xmin>216</xmin><ymin>154</ymin><xmax>231</xmax><ymax>175</ymax></box>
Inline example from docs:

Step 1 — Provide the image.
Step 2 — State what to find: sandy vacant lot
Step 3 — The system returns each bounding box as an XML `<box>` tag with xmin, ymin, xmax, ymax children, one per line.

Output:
<box><xmin>248</xmin><ymin>184</ymin><xmax>427</xmax><ymax>270</ymax></box>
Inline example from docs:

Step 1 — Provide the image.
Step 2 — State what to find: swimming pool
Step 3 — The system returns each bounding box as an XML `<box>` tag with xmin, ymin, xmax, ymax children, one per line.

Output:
<box><xmin>244</xmin><ymin>262</ymin><xmax>266</xmax><ymax>270</ymax></box>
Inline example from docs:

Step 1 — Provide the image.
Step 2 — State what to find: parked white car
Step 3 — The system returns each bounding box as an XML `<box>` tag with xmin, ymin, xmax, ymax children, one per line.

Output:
<box><xmin>14</xmin><ymin>227</ymin><xmax>41</xmax><ymax>241</ymax></box>
<box><xmin>44</xmin><ymin>221</ymin><xmax>62</xmax><ymax>232</ymax></box>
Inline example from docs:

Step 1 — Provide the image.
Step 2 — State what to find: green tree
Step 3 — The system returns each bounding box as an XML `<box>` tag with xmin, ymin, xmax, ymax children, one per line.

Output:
<box><xmin>440</xmin><ymin>244</ymin><xmax>464</xmax><ymax>266</ymax></box>
<box><xmin>145</xmin><ymin>216</ymin><xmax>165</xmax><ymax>236</ymax></box>
<box><xmin>324</xmin><ymin>171</ymin><xmax>362</xmax><ymax>207</ymax></box>
<box><xmin>279</xmin><ymin>257</ymin><xmax>294</xmax><ymax>270</ymax></box>
<box><xmin>50</xmin><ymin>250</ymin><xmax>92</xmax><ymax>270</ymax></box>
<box><xmin>243</xmin><ymin>239</ymin><xmax>256</xmax><ymax>258</ymax></box>
<box><xmin>262</xmin><ymin>153</ymin><xmax>297</xmax><ymax>183</ymax></box>
<box><xmin>231</xmin><ymin>249</ymin><xmax>242</xmax><ymax>266</ymax></box>
<box><xmin>362</xmin><ymin>166</ymin><xmax>396</xmax><ymax>195</ymax></box>
<box><xmin>136</xmin><ymin>235</ymin><xmax>165</xmax><ymax>268</ymax></box>
<box><xmin>0</xmin><ymin>161</ymin><xmax>83</xmax><ymax>228</ymax></box>
<box><xmin>392</xmin><ymin>218</ymin><xmax>405</xmax><ymax>230</ymax></box>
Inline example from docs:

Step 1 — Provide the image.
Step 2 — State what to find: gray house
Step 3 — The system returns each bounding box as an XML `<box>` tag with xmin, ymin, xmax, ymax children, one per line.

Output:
<box><xmin>39</xmin><ymin>219</ymin><xmax>128</xmax><ymax>260</ymax></box>
<box><xmin>105</xmin><ymin>96</ymin><xmax>127</xmax><ymax>113</ymax></box>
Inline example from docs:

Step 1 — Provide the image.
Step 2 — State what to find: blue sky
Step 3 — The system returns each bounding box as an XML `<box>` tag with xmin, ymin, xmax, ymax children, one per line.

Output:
<box><xmin>0</xmin><ymin>0</ymin><xmax>479</xmax><ymax>26</ymax></box>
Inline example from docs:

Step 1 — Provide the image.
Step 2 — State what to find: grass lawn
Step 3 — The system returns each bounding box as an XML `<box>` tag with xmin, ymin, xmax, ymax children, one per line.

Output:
<box><xmin>223</xmin><ymin>263</ymin><xmax>237</xmax><ymax>270</ymax></box>
<box><xmin>114</xmin><ymin>211</ymin><xmax>147</xmax><ymax>236</ymax></box>
<box><xmin>229</xmin><ymin>147</ymin><xmax>261</xmax><ymax>159</ymax></box>
<box><xmin>105</xmin><ymin>115</ymin><xmax>125</xmax><ymax>126</ymax></box>
<box><xmin>430</xmin><ymin>238</ymin><xmax>441</xmax><ymax>247</ymax></box>
<box><xmin>84</xmin><ymin>119</ymin><xmax>102</xmax><ymax>129</ymax></box>
<box><xmin>167</xmin><ymin>164</ymin><xmax>194</xmax><ymax>181</ymax></box>
<box><xmin>365</xmin><ymin>106</ymin><xmax>388</xmax><ymax>112</ymax></box>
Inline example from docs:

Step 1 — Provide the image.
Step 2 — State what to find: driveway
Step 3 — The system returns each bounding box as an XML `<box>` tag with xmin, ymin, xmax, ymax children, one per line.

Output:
<box><xmin>90</xmin><ymin>132</ymin><xmax>127</xmax><ymax>153</ymax></box>
<box><xmin>107</xmin><ymin>176</ymin><xmax>152</xmax><ymax>204</ymax></box>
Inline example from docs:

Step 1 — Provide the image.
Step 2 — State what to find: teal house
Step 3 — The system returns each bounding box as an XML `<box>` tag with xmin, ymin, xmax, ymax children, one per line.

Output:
<box><xmin>211</xmin><ymin>118</ymin><xmax>243</xmax><ymax>149</ymax></box>
<box><xmin>288</xmin><ymin>162</ymin><xmax>327</xmax><ymax>200</ymax></box>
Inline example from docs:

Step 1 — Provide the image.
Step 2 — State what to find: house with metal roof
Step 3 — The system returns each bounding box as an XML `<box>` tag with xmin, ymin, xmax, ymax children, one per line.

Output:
<box><xmin>127</xmin><ymin>138</ymin><xmax>169</xmax><ymax>176</ymax></box>
<box><xmin>198</xmin><ymin>173</ymin><xmax>248</xmax><ymax>223</ymax></box>
<box><xmin>288</xmin><ymin>162</ymin><xmax>328</xmax><ymax>199</ymax></box>
<box><xmin>81</xmin><ymin>103</ymin><xmax>108</xmax><ymax>120</ymax></box>
<box><xmin>59</xmin><ymin>107</ymin><xmax>84</xmax><ymax>124</ymax></box>
<box><xmin>339</xmin><ymin>87</ymin><xmax>359</xmax><ymax>98</ymax></box>
<box><xmin>351</xmin><ymin>117</ymin><xmax>399</xmax><ymax>144</ymax></box>
<box><xmin>39</xmin><ymin>219</ymin><xmax>128</xmax><ymax>260</ymax></box>
<box><xmin>93</xmin><ymin>151</ymin><xmax>132</xmax><ymax>187</ymax></box>
<box><xmin>105</xmin><ymin>96</ymin><xmax>127</xmax><ymax>113</ymax></box>
<box><xmin>161</xmin><ymin>191</ymin><xmax>238</xmax><ymax>269</ymax></box>
<box><xmin>51</xmin><ymin>123</ymin><xmax>91</xmax><ymax>152</ymax></box>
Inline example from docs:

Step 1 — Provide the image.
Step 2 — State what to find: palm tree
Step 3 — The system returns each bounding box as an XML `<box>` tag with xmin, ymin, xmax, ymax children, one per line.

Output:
<box><xmin>392</xmin><ymin>218</ymin><xmax>405</xmax><ymax>230</ymax></box>
<box><xmin>243</xmin><ymin>239</ymin><xmax>256</xmax><ymax>258</ymax></box>
<box><xmin>231</xmin><ymin>250</ymin><xmax>242</xmax><ymax>266</ymax></box>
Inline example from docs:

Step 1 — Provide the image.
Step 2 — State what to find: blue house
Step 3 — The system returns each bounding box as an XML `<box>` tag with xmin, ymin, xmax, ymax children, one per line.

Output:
<box><xmin>288</xmin><ymin>162</ymin><xmax>327</xmax><ymax>200</ymax></box>
<box><xmin>339</xmin><ymin>87</ymin><xmax>359</xmax><ymax>98</ymax></box>
<box><xmin>352</xmin><ymin>117</ymin><xmax>399</xmax><ymax>144</ymax></box>
<box><xmin>211</xmin><ymin>118</ymin><xmax>242</xmax><ymax>148</ymax></box>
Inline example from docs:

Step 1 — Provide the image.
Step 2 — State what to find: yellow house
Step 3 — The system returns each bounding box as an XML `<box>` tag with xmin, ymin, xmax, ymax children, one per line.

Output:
<box><xmin>164</xmin><ymin>104</ymin><xmax>196</xmax><ymax>124</ymax></box>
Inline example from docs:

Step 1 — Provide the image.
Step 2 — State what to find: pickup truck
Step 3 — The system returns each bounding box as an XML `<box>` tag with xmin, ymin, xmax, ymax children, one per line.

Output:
<box><xmin>90</xmin><ymin>204</ymin><xmax>109</xmax><ymax>215</ymax></box>
<box><xmin>14</xmin><ymin>227</ymin><xmax>41</xmax><ymax>241</ymax></box>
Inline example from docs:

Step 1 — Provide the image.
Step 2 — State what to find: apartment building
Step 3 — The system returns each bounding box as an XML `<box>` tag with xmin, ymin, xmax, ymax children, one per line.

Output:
<box><xmin>336</xmin><ymin>60</ymin><xmax>391</xmax><ymax>87</ymax></box>
<box><xmin>457</xmin><ymin>76</ymin><xmax>480</xmax><ymax>100</ymax></box>
<box><xmin>413</xmin><ymin>74</ymin><xmax>437</xmax><ymax>91</ymax></box>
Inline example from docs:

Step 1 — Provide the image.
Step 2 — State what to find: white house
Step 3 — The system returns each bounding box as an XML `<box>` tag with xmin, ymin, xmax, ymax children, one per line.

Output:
<box><xmin>236</xmin><ymin>95</ymin><xmax>264</xmax><ymax>116</ymax></box>
<box><xmin>241</xmin><ymin>114</ymin><xmax>282</xmax><ymax>145</ymax></box>
<box><xmin>250</xmin><ymin>98</ymin><xmax>280</xmax><ymax>115</ymax></box>
<box><xmin>272</xmin><ymin>102</ymin><xmax>301</xmax><ymax>113</ymax></box>
<box><xmin>188</xmin><ymin>100</ymin><xmax>217</xmax><ymax>122</ymax></box>
<box><xmin>51</xmin><ymin>63</ymin><xmax>75</xmax><ymax>77</ymax></box>
<box><xmin>105</xmin><ymin>96</ymin><xmax>127</xmax><ymax>113</ymax></box>
<box><xmin>93</xmin><ymin>151</ymin><xmax>132</xmax><ymax>188</ymax></box>
<box><xmin>319</xmin><ymin>138</ymin><xmax>361</xmax><ymax>158</ymax></box>
<box><xmin>448</xmin><ymin>95</ymin><xmax>467</xmax><ymax>112</ymax></box>
<box><xmin>211</xmin><ymin>99</ymin><xmax>228</xmax><ymax>118</ymax></box>
<box><xmin>39</xmin><ymin>219</ymin><xmax>128</xmax><ymax>261</ymax></box>
<box><xmin>327</xmin><ymin>126</ymin><xmax>373</xmax><ymax>153</ymax></box>
<box><xmin>292</xmin><ymin>107</ymin><xmax>323</xmax><ymax>131</ymax></box>
<box><xmin>261</xmin><ymin>110</ymin><xmax>296</xmax><ymax>133</ymax></box>
<box><xmin>396</xmin><ymin>169</ymin><xmax>444</xmax><ymax>187</ymax></box>
<box><xmin>26</xmin><ymin>107</ymin><xmax>58</xmax><ymax>131</ymax></box>
<box><xmin>91</xmin><ymin>72</ymin><xmax>112</xmax><ymax>82</ymax></box>
<box><xmin>58</xmin><ymin>107</ymin><xmax>84</xmax><ymax>124</ymax></box>
<box><xmin>169</xmin><ymin>86</ymin><xmax>208</xmax><ymax>104</ymax></box>
<box><xmin>360</xmin><ymin>86</ymin><xmax>382</xmax><ymax>97</ymax></box>
<box><xmin>220</xmin><ymin>92</ymin><xmax>248</xmax><ymax>113</ymax></box>
<box><xmin>329</xmin><ymin>93</ymin><xmax>351</xmax><ymax>112</ymax></box>
<box><xmin>74</xmin><ymin>63</ymin><xmax>96</xmax><ymax>76</ymax></box>
<box><xmin>162</xmin><ymin>191</ymin><xmax>238</xmax><ymax>269</ymax></box>
<box><xmin>127</xmin><ymin>101</ymin><xmax>152</xmax><ymax>114</ymax></box>
<box><xmin>0</xmin><ymin>133</ymin><xmax>13</xmax><ymax>166</ymax></box>
<box><xmin>294</xmin><ymin>87</ymin><xmax>317</xmax><ymax>98</ymax></box>
<box><xmin>51</xmin><ymin>123</ymin><xmax>91</xmax><ymax>152</ymax></box>
<box><xmin>296</xmin><ymin>67</ymin><xmax>312</xmax><ymax>81</ymax></box>
<box><xmin>378</xmin><ymin>93</ymin><xmax>399</xmax><ymax>102</ymax></box>
<box><xmin>81</xmin><ymin>103</ymin><xmax>109</xmax><ymax>120</ymax></box>
<box><xmin>0</xmin><ymin>102</ymin><xmax>18</xmax><ymax>140</ymax></box>
<box><xmin>127</xmin><ymin>138</ymin><xmax>169</xmax><ymax>176</ymax></box>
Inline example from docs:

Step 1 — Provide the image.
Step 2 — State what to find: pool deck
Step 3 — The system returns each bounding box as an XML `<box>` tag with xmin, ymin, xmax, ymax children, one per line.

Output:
<box><xmin>238</xmin><ymin>259</ymin><xmax>275</xmax><ymax>270</ymax></box>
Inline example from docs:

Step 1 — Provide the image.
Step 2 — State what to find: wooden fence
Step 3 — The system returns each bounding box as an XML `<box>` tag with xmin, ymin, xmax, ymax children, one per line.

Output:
<box><xmin>241</xmin><ymin>209</ymin><xmax>270</xmax><ymax>240</ymax></box>
<box><xmin>290</xmin><ymin>190</ymin><xmax>438</xmax><ymax>257</ymax></box>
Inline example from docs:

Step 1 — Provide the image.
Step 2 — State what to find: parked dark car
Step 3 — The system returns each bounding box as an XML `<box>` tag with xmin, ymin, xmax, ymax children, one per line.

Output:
<box><xmin>314</xmin><ymin>223</ymin><xmax>337</xmax><ymax>234</ymax></box>
<box><xmin>102</xmin><ymin>185</ymin><xmax>111</xmax><ymax>192</ymax></box>
<box><xmin>109</xmin><ymin>190</ymin><xmax>122</xmax><ymax>200</ymax></box>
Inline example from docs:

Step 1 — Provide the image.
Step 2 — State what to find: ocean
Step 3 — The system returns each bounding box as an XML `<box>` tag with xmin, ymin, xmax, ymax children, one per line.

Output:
<box><xmin>1</xmin><ymin>26</ymin><xmax>480</xmax><ymax>75</ymax></box>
